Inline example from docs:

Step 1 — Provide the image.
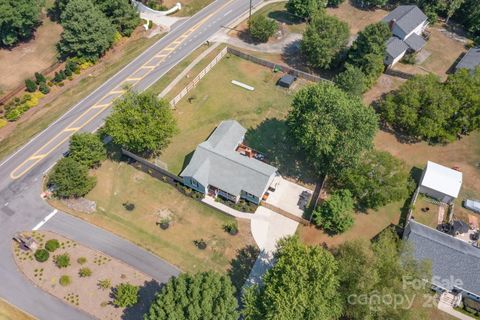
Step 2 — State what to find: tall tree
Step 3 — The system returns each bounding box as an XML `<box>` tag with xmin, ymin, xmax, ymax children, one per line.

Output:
<box><xmin>378</xmin><ymin>73</ymin><xmax>459</xmax><ymax>142</ymax></box>
<box><xmin>286</xmin><ymin>0</ymin><xmax>327</xmax><ymax>19</ymax></box>
<box><xmin>0</xmin><ymin>0</ymin><xmax>41</xmax><ymax>46</ymax></box>
<box><xmin>145</xmin><ymin>271</ymin><xmax>239</xmax><ymax>320</ymax></box>
<box><xmin>301</xmin><ymin>12</ymin><xmax>349</xmax><ymax>69</ymax></box>
<box><xmin>456</xmin><ymin>0</ymin><xmax>480</xmax><ymax>42</ymax></box>
<box><xmin>58</xmin><ymin>0</ymin><xmax>116</xmax><ymax>61</ymax></box>
<box><xmin>69</xmin><ymin>132</ymin><xmax>107</xmax><ymax>168</ymax></box>
<box><xmin>287</xmin><ymin>82</ymin><xmax>378</xmax><ymax>177</ymax></box>
<box><xmin>104</xmin><ymin>92</ymin><xmax>178</xmax><ymax>155</ymax></box>
<box><xmin>48</xmin><ymin>157</ymin><xmax>96</xmax><ymax>198</ymax></box>
<box><xmin>445</xmin><ymin>0</ymin><xmax>464</xmax><ymax>23</ymax></box>
<box><xmin>313</xmin><ymin>189</ymin><xmax>355</xmax><ymax>233</ymax></box>
<box><xmin>248</xmin><ymin>14</ymin><xmax>278</xmax><ymax>43</ymax></box>
<box><xmin>96</xmin><ymin>0</ymin><xmax>140</xmax><ymax>36</ymax></box>
<box><xmin>334</xmin><ymin>63</ymin><xmax>366</xmax><ymax>96</ymax></box>
<box><xmin>242</xmin><ymin>236</ymin><xmax>343</xmax><ymax>320</ymax></box>
<box><xmin>336</xmin><ymin>150</ymin><xmax>414</xmax><ymax>210</ymax></box>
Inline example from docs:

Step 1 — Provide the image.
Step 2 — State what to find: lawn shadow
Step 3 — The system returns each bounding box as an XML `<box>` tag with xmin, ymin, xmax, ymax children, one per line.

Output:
<box><xmin>244</xmin><ymin>118</ymin><xmax>317</xmax><ymax>185</ymax></box>
<box><xmin>228</xmin><ymin>245</ymin><xmax>260</xmax><ymax>294</ymax></box>
<box><xmin>120</xmin><ymin>279</ymin><xmax>162</xmax><ymax>320</ymax></box>
<box><xmin>268</xmin><ymin>10</ymin><xmax>303</xmax><ymax>26</ymax></box>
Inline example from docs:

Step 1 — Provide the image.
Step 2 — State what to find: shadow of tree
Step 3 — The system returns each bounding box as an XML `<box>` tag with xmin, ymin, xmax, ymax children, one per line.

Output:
<box><xmin>268</xmin><ymin>10</ymin><xmax>304</xmax><ymax>26</ymax></box>
<box><xmin>120</xmin><ymin>279</ymin><xmax>163</xmax><ymax>320</ymax></box>
<box><xmin>228</xmin><ymin>245</ymin><xmax>260</xmax><ymax>293</ymax></box>
<box><xmin>245</xmin><ymin>118</ymin><xmax>317</xmax><ymax>185</ymax></box>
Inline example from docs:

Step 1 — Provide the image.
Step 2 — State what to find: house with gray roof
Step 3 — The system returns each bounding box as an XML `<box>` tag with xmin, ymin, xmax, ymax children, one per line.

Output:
<box><xmin>404</xmin><ymin>220</ymin><xmax>480</xmax><ymax>305</ymax></box>
<box><xmin>455</xmin><ymin>46</ymin><xmax>480</xmax><ymax>73</ymax></box>
<box><xmin>180</xmin><ymin>120</ymin><xmax>278</xmax><ymax>205</ymax></box>
<box><xmin>383</xmin><ymin>5</ymin><xmax>428</xmax><ymax>66</ymax></box>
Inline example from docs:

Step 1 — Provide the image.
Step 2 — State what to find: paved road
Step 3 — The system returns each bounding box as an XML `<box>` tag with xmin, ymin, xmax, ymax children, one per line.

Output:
<box><xmin>0</xmin><ymin>0</ymin><xmax>260</xmax><ymax>318</ymax></box>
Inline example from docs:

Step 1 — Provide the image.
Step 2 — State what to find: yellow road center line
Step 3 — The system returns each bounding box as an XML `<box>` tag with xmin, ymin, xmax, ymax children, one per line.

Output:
<box><xmin>10</xmin><ymin>0</ymin><xmax>235</xmax><ymax>179</ymax></box>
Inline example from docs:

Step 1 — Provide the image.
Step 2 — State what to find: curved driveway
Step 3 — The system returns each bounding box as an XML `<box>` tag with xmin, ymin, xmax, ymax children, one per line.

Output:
<box><xmin>0</xmin><ymin>0</ymin><xmax>261</xmax><ymax>318</ymax></box>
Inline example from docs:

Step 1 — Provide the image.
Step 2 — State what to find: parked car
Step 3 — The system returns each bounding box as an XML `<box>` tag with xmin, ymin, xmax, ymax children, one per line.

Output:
<box><xmin>463</xmin><ymin>199</ymin><xmax>480</xmax><ymax>213</ymax></box>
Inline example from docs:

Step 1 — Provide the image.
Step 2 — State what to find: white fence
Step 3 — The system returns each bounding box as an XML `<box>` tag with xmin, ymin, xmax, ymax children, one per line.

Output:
<box><xmin>170</xmin><ymin>47</ymin><xmax>228</xmax><ymax>108</ymax></box>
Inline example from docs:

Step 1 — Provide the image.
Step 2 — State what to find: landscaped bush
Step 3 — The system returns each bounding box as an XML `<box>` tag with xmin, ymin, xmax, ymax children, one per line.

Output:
<box><xmin>158</xmin><ymin>217</ymin><xmax>171</xmax><ymax>230</ymax></box>
<box><xmin>113</xmin><ymin>283</ymin><xmax>139</xmax><ymax>307</ymax></box>
<box><xmin>25</xmin><ymin>79</ymin><xmax>37</xmax><ymax>93</ymax></box>
<box><xmin>123</xmin><ymin>202</ymin><xmax>135</xmax><ymax>211</ymax></box>
<box><xmin>98</xmin><ymin>278</ymin><xmax>111</xmax><ymax>290</ymax></box>
<box><xmin>34</xmin><ymin>72</ymin><xmax>46</xmax><ymax>84</ymax></box>
<box><xmin>194</xmin><ymin>239</ymin><xmax>207</xmax><ymax>250</ymax></box>
<box><xmin>34</xmin><ymin>249</ymin><xmax>50</xmax><ymax>262</ymax></box>
<box><xmin>77</xmin><ymin>257</ymin><xmax>87</xmax><ymax>265</ymax></box>
<box><xmin>59</xmin><ymin>275</ymin><xmax>71</xmax><ymax>286</ymax></box>
<box><xmin>216</xmin><ymin>197</ymin><xmax>257</xmax><ymax>213</ymax></box>
<box><xmin>223</xmin><ymin>222</ymin><xmax>239</xmax><ymax>235</ymax></box>
<box><xmin>39</xmin><ymin>82</ymin><xmax>50</xmax><ymax>94</ymax></box>
<box><xmin>45</xmin><ymin>239</ymin><xmax>60</xmax><ymax>252</ymax></box>
<box><xmin>54</xmin><ymin>253</ymin><xmax>71</xmax><ymax>268</ymax></box>
<box><xmin>79</xmin><ymin>267</ymin><xmax>92</xmax><ymax>277</ymax></box>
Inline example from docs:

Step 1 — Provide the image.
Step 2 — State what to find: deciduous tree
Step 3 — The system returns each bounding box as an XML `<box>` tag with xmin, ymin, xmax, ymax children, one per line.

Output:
<box><xmin>104</xmin><ymin>92</ymin><xmax>178</xmax><ymax>155</ymax></box>
<box><xmin>58</xmin><ymin>0</ymin><xmax>116</xmax><ymax>61</ymax></box>
<box><xmin>313</xmin><ymin>189</ymin><xmax>355</xmax><ymax>233</ymax></box>
<box><xmin>96</xmin><ymin>0</ymin><xmax>140</xmax><ymax>36</ymax></box>
<box><xmin>69</xmin><ymin>132</ymin><xmax>107</xmax><ymax>168</ymax></box>
<box><xmin>0</xmin><ymin>0</ymin><xmax>41</xmax><ymax>46</ymax></box>
<box><xmin>286</xmin><ymin>0</ymin><xmax>327</xmax><ymax>19</ymax></box>
<box><xmin>301</xmin><ymin>13</ymin><xmax>349</xmax><ymax>69</ymax></box>
<box><xmin>248</xmin><ymin>14</ymin><xmax>278</xmax><ymax>43</ymax></box>
<box><xmin>287</xmin><ymin>82</ymin><xmax>378</xmax><ymax>177</ymax></box>
<box><xmin>48</xmin><ymin>157</ymin><xmax>96</xmax><ymax>198</ymax></box>
<box><xmin>334</xmin><ymin>63</ymin><xmax>366</xmax><ymax>95</ymax></box>
<box><xmin>145</xmin><ymin>271</ymin><xmax>239</xmax><ymax>320</ymax></box>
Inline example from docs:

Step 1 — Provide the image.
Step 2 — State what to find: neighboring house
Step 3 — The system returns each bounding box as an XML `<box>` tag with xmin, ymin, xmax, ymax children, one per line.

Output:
<box><xmin>403</xmin><ymin>220</ymin><xmax>480</xmax><ymax>305</ymax></box>
<box><xmin>455</xmin><ymin>46</ymin><xmax>480</xmax><ymax>73</ymax></box>
<box><xmin>383</xmin><ymin>5</ymin><xmax>428</xmax><ymax>67</ymax></box>
<box><xmin>419</xmin><ymin>161</ymin><xmax>462</xmax><ymax>204</ymax></box>
<box><xmin>180</xmin><ymin>120</ymin><xmax>278</xmax><ymax>205</ymax></box>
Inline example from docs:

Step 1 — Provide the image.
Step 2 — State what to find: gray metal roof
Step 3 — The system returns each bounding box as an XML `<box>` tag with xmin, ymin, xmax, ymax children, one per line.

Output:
<box><xmin>404</xmin><ymin>33</ymin><xmax>426</xmax><ymax>52</ymax></box>
<box><xmin>404</xmin><ymin>220</ymin><xmax>480</xmax><ymax>296</ymax></box>
<box><xmin>456</xmin><ymin>47</ymin><xmax>480</xmax><ymax>72</ymax></box>
<box><xmin>386</xmin><ymin>36</ymin><xmax>409</xmax><ymax>59</ymax></box>
<box><xmin>383</xmin><ymin>5</ymin><xmax>428</xmax><ymax>37</ymax></box>
<box><xmin>180</xmin><ymin>120</ymin><xmax>277</xmax><ymax>198</ymax></box>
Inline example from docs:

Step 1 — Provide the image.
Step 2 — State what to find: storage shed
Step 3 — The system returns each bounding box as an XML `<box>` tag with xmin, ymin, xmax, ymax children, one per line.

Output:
<box><xmin>419</xmin><ymin>161</ymin><xmax>463</xmax><ymax>204</ymax></box>
<box><xmin>277</xmin><ymin>74</ymin><xmax>295</xmax><ymax>88</ymax></box>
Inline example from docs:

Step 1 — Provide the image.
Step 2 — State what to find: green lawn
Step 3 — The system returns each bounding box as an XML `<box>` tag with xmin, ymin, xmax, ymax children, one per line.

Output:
<box><xmin>152</xmin><ymin>53</ymin><xmax>316</xmax><ymax>185</ymax></box>
<box><xmin>252</xmin><ymin>1</ymin><xmax>306</xmax><ymax>34</ymax></box>
<box><xmin>51</xmin><ymin>158</ymin><xmax>257</xmax><ymax>274</ymax></box>
<box><xmin>0</xmin><ymin>34</ymin><xmax>163</xmax><ymax>161</ymax></box>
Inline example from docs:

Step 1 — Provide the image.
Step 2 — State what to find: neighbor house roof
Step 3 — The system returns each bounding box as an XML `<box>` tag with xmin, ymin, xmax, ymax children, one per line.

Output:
<box><xmin>386</xmin><ymin>36</ymin><xmax>409</xmax><ymax>59</ymax></box>
<box><xmin>456</xmin><ymin>47</ymin><xmax>480</xmax><ymax>72</ymax></box>
<box><xmin>404</xmin><ymin>32</ymin><xmax>427</xmax><ymax>51</ymax></box>
<box><xmin>383</xmin><ymin>5</ymin><xmax>428</xmax><ymax>37</ymax></box>
<box><xmin>404</xmin><ymin>220</ymin><xmax>480</xmax><ymax>297</ymax></box>
<box><xmin>180</xmin><ymin>120</ymin><xmax>277</xmax><ymax>198</ymax></box>
<box><xmin>420</xmin><ymin>161</ymin><xmax>463</xmax><ymax>198</ymax></box>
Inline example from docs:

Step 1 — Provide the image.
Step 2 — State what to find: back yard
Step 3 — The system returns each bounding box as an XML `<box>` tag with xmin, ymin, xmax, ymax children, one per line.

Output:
<box><xmin>326</xmin><ymin>1</ymin><xmax>388</xmax><ymax>35</ymax></box>
<box><xmin>52</xmin><ymin>158</ymin><xmax>256</xmax><ymax>274</ymax></box>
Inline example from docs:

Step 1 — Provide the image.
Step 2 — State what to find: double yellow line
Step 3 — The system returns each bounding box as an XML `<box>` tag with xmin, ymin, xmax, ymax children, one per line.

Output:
<box><xmin>10</xmin><ymin>0</ymin><xmax>233</xmax><ymax>180</ymax></box>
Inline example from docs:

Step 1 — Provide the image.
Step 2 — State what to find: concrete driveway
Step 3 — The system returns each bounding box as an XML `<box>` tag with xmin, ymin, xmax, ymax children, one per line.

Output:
<box><xmin>265</xmin><ymin>177</ymin><xmax>313</xmax><ymax>217</ymax></box>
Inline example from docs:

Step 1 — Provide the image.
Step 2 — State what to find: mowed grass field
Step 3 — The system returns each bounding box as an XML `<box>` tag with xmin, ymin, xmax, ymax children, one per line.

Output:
<box><xmin>0</xmin><ymin>299</ymin><xmax>35</xmax><ymax>320</ymax></box>
<box><xmin>154</xmin><ymin>54</ymin><xmax>312</xmax><ymax>181</ymax></box>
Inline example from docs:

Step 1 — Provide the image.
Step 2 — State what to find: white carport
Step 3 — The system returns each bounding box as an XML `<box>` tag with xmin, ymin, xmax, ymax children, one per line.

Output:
<box><xmin>419</xmin><ymin>161</ymin><xmax>463</xmax><ymax>204</ymax></box>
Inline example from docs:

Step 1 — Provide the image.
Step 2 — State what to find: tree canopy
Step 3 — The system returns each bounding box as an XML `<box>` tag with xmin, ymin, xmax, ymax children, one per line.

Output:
<box><xmin>286</xmin><ymin>0</ymin><xmax>327</xmax><ymax>19</ymax></box>
<box><xmin>58</xmin><ymin>0</ymin><xmax>116</xmax><ymax>61</ymax></box>
<box><xmin>242</xmin><ymin>236</ymin><xmax>343</xmax><ymax>320</ymax></box>
<box><xmin>96</xmin><ymin>0</ymin><xmax>140</xmax><ymax>36</ymax></box>
<box><xmin>377</xmin><ymin>73</ymin><xmax>460</xmax><ymax>142</ymax></box>
<box><xmin>248</xmin><ymin>14</ymin><xmax>278</xmax><ymax>43</ymax></box>
<box><xmin>313</xmin><ymin>189</ymin><xmax>355</xmax><ymax>234</ymax></box>
<box><xmin>69</xmin><ymin>133</ymin><xmax>107</xmax><ymax>168</ymax></box>
<box><xmin>145</xmin><ymin>271</ymin><xmax>239</xmax><ymax>320</ymax></box>
<box><xmin>287</xmin><ymin>82</ymin><xmax>378</xmax><ymax>177</ymax></box>
<box><xmin>347</xmin><ymin>22</ymin><xmax>391</xmax><ymax>88</ymax></box>
<box><xmin>335</xmin><ymin>150</ymin><xmax>414</xmax><ymax>210</ymax></box>
<box><xmin>334</xmin><ymin>63</ymin><xmax>366</xmax><ymax>95</ymax></box>
<box><xmin>301</xmin><ymin>13</ymin><xmax>349</xmax><ymax>69</ymax></box>
<box><xmin>104</xmin><ymin>92</ymin><xmax>178</xmax><ymax>155</ymax></box>
<box><xmin>0</xmin><ymin>0</ymin><xmax>41</xmax><ymax>47</ymax></box>
<box><xmin>48</xmin><ymin>157</ymin><xmax>96</xmax><ymax>198</ymax></box>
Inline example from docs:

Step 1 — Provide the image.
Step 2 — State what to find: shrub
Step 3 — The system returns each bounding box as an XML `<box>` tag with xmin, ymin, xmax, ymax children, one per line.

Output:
<box><xmin>54</xmin><ymin>253</ymin><xmax>71</xmax><ymax>268</ymax></box>
<box><xmin>113</xmin><ymin>283</ymin><xmax>139</xmax><ymax>307</ymax></box>
<box><xmin>148</xmin><ymin>20</ymin><xmax>153</xmax><ymax>30</ymax></box>
<box><xmin>25</xmin><ymin>79</ymin><xmax>37</xmax><ymax>92</ymax></box>
<box><xmin>194</xmin><ymin>239</ymin><xmax>207</xmax><ymax>250</ymax></box>
<box><xmin>39</xmin><ymin>82</ymin><xmax>50</xmax><ymax>94</ymax></box>
<box><xmin>45</xmin><ymin>239</ymin><xmax>60</xmax><ymax>252</ymax></box>
<box><xmin>223</xmin><ymin>222</ymin><xmax>238</xmax><ymax>235</ymax></box>
<box><xmin>59</xmin><ymin>275</ymin><xmax>71</xmax><ymax>286</ymax></box>
<box><xmin>123</xmin><ymin>202</ymin><xmax>135</xmax><ymax>211</ymax></box>
<box><xmin>248</xmin><ymin>14</ymin><xmax>278</xmax><ymax>43</ymax></box>
<box><xmin>98</xmin><ymin>278</ymin><xmax>111</xmax><ymax>290</ymax></box>
<box><xmin>34</xmin><ymin>249</ymin><xmax>49</xmax><ymax>262</ymax></box>
<box><xmin>34</xmin><ymin>72</ymin><xmax>46</xmax><ymax>84</ymax></box>
<box><xmin>79</xmin><ymin>267</ymin><xmax>92</xmax><ymax>277</ymax></box>
<box><xmin>159</xmin><ymin>217</ymin><xmax>170</xmax><ymax>230</ymax></box>
<box><xmin>77</xmin><ymin>257</ymin><xmax>87</xmax><ymax>265</ymax></box>
<box><xmin>0</xmin><ymin>118</ymin><xmax>7</xmax><ymax>128</ymax></box>
<box><xmin>5</xmin><ymin>108</ymin><xmax>22</xmax><ymax>122</ymax></box>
